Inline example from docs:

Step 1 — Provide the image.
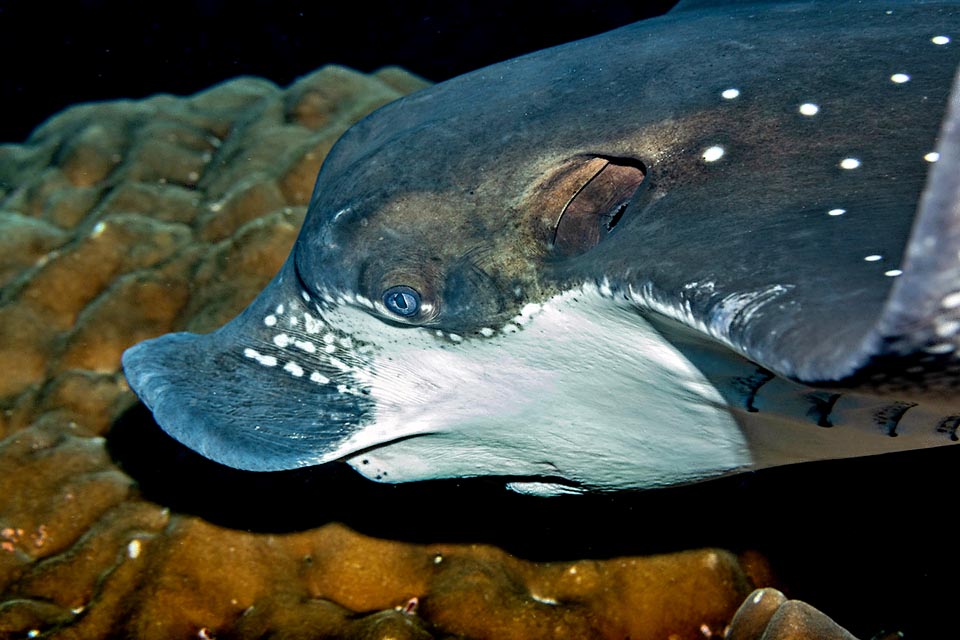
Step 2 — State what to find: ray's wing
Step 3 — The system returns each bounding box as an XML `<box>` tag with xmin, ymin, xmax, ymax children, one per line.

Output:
<box><xmin>852</xmin><ymin>65</ymin><xmax>960</xmax><ymax>393</ymax></box>
<box><xmin>628</xmin><ymin>64</ymin><xmax>960</xmax><ymax>395</ymax></box>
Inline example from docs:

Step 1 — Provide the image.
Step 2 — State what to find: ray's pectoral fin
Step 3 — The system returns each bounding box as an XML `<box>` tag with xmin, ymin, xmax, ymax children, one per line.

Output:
<box><xmin>847</xmin><ymin>65</ymin><xmax>960</xmax><ymax>394</ymax></box>
<box><xmin>122</xmin><ymin>259</ymin><xmax>374</xmax><ymax>472</ymax></box>
<box><xmin>767</xmin><ymin>64</ymin><xmax>960</xmax><ymax>393</ymax></box>
<box><xmin>647</xmin><ymin>64</ymin><xmax>960</xmax><ymax>397</ymax></box>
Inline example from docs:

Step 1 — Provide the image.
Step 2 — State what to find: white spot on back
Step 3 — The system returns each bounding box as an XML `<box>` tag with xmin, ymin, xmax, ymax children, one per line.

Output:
<box><xmin>942</xmin><ymin>291</ymin><xmax>960</xmax><ymax>309</ymax></box>
<box><xmin>479</xmin><ymin>327</ymin><xmax>495</xmax><ymax>337</ymax></box>
<box><xmin>827</xmin><ymin>208</ymin><xmax>846</xmax><ymax>216</ymax></box>
<box><xmin>702</xmin><ymin>146</ymin><xmax>725</xmax><ymax>162</ymax></box>
<box><xmin>721</xmin><ymin>88</ymin><xmax>740</xmax><ymax>99</ymax></box>
<box><xmin>932</xmin><ymin>35</ymin><xmax>951</xmax><ymax>45</ymax></box>
<box><xmin>840</xmin><ymin>158</ymin><xmax>861</xmax><ymax>170</ymax></box>
<box><xmin>864</xmin><ymin>254</ymin><xmax>882</xmax><ymax>262</ymax></box>
<box><xmin>890</xmin><ymin>73</ymin><xmax>911</xmax><ymax>84</ymax></box>
<box><xmin>273</xmin><ymin>334</ymin><xmax>292</xmax><ymax>348</ymax></box>
<box><xmin>884</xmin><ymin>269</ymin><xmax>903</xmax><ymax>277</ymax></box>
<box><xmin>310</xmin><ymin>371</ymin><xmax>330</xmax><ymax>384</ymax></box>
<box><xmin>799</xmin><ymin>103</ymin><xmax>819</xmax><ymax>116</ymax></box>
<box><xmin>264</xmin><ymin>315</ymin><xmax>277</xmax><ymax>327</ymax></box>
<box><xmin>294</xmin><ymin>339</ymin><xmax>317</xmax><ymax>354</ymax></box>
<box><xmin>276</xmin><ymin>304</ymin><xmax>285</xmax><ymax>315</ymax></box>
<box><xmin>925</xmin><ymin>152</ymin><xmax>940</xmax><ymax>163</ymax></box>
<box><xmin>284</xmin><ymin>361</ymin><xmax>305</xmax><ymax>377</ymax></box>
<box><xmin>301</xmin><ymin>291</ymin><xmax>311</xmax><ymax>302</ymax></box>
<box><xmin>329</xmin><ymin>356</ymin><xmax>352</xmax><ymax>372</ymax></box>
<box><xmin>243</xmin><ymin>348</ymin><xmax>277</xmax><ymax>367</ymax></box>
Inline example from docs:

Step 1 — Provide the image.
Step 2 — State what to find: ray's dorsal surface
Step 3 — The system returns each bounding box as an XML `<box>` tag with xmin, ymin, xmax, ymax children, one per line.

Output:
<box><xmin>123</xmin><ymin>0</ymin><xmax>960</xmax><ymax>494</ymax></box>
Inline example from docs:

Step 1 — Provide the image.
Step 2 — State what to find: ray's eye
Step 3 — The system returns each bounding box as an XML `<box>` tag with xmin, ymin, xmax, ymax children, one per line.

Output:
<box><xmin>382</xmin><ymin>285</ymin><xmax>421</xmax><ymax>317</ymax></box>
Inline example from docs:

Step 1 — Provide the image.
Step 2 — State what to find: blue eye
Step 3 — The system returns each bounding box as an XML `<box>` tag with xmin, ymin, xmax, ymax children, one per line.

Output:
<box><xmin>382</xmin><ymin>285</ymin><xmax>421</xmax><ymax>317</ymax></box>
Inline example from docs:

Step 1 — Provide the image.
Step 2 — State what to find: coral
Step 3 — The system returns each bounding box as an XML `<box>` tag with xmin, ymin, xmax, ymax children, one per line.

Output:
<box><xmin>0</xmin><ymin>65</ymin><xmax>774</xmax><ymax>638</ymax></box>
<box><xmin>728</xmin><ymin>588</ymin><xmax>860</xmax><ymax>640</ymax></box>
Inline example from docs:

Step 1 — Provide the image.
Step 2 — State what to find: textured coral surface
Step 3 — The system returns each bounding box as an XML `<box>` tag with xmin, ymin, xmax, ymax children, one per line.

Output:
<box><xmin>0</xmin><ymin>65</ymin><xmax>777</xmax><ymax>639</ymax></box>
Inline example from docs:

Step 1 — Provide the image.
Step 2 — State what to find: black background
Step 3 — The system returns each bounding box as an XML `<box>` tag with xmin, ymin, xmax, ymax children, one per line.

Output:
<box><xmin>0</xmin><ymin>0</ymin><xmax>678</xmax><ymax>143</ymax></box>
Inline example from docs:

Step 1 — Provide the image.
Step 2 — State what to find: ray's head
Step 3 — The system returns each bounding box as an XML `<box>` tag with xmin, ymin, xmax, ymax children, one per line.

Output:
<box><xmin>120</xmin><ymin>36</ymin><xmax>657</xmax><ymax>485</ymax></box>
<box><xmin>120</xmin><ymin>0</ymin><xmax>960</xmax><ymax>491</ymax></box>
<box><xmin>290</xmin><ymin>94</ymin><xmax>647</xmax><ymax>336</ymax></box>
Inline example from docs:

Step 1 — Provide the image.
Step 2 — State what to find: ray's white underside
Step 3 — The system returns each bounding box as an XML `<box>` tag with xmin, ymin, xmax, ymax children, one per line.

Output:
<box><xmin>314</xmin><ymin>283</ymin><xmax>751</xmax><ymax>491</ymax></box>
<box><xmin>289</xmin><ymin>281</ymin><xmax>956</xmax><ymax>493</ymax></box>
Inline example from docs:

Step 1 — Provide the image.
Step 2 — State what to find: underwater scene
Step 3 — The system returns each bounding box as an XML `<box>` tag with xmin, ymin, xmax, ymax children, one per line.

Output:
<box><xmin>2</xmin><ymin>1</ymin><xmax>960</xmax><ymax>638</ymax></box>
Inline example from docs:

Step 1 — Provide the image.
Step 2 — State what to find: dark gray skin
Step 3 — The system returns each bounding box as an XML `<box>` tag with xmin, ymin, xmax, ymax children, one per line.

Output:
<box><xmin>123</xmin><ymin>0</ymin><xmax>960</xmax><ymax>492</ymax></box>
<box><xmin>298</xmin><ymin>0</ymin><xmax>959</xmax><ymax>379</ymax></box>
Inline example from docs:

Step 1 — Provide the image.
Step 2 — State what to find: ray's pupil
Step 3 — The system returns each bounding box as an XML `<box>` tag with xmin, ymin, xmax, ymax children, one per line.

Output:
<box><xmin>383</xmin><ymin>286</ymin><xmax>421</xmax><ymax>317</ymax></box>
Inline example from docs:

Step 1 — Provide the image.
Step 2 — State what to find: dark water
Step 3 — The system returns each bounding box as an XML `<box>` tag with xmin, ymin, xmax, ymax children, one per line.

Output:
<box><xmin>0</xmin><ymin>0</ymin><xmax>677</xmax><ymax>143</ymax></box>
